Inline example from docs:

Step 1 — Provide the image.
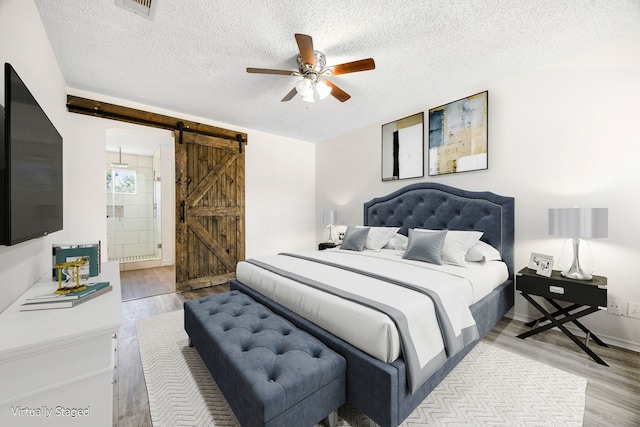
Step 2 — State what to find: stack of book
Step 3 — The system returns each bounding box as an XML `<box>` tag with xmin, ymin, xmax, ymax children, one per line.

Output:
<box><xmin>20</xmin><ymin>282</ymin><xmax>112</xmax><ymax>311</ymax></box>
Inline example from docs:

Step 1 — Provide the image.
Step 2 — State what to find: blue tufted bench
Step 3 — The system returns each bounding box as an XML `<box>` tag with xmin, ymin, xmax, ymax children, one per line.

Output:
<box><xmin>184</xmin><ymin>291</ymin><xmax>346</xmax><ymax>427</ymax></box>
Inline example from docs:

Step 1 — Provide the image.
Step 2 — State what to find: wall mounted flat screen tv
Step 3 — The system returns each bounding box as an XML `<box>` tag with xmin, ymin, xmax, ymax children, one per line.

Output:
<box><xmin>1</xmin><ymin>63</ymin><xmax>63</xmax><ymax>246</ymax></box>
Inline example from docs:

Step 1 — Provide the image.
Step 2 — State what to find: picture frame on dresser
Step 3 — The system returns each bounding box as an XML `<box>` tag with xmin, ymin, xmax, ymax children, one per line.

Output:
<box><xmin>52</xmin><ymin>242</ymin><xmax>101</xmax><ymax>280</ymax></box>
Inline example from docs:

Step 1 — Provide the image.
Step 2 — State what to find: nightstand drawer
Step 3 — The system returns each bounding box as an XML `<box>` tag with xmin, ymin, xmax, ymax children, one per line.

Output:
<box><xmin>318</xmin><ymin>242</ymin><xmax>340</xmax><ymax>250</ymax></box>
<box><xmin>516</xmin><ymin>268</ymin><xmax>607</xmax><ymax>307</ymax></box>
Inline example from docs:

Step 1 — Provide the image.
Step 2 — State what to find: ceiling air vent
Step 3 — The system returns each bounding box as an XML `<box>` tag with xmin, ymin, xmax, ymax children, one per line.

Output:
<box><xmin>115</xmin><ymin>0</ymin><xmax>157</xmax><ymax>19</ymax></box>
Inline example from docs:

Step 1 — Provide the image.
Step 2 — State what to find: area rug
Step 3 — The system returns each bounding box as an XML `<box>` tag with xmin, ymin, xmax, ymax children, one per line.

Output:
<box><xmin>136</xmin><ymin>310</ymin><xmax>587</xmax><ymax>427</ymax></box>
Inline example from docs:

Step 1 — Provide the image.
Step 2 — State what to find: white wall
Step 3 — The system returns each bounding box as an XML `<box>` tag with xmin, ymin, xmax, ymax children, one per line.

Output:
<box><xmin>316</xmin><ymin>32</ymin><xmax>640</xmax><ymax>350</ymax></box>
<box><xmin>245</xmin><ymin>131</ymin><xmax>316</xmax><ymax>257</ymax></box>
<box><xmin>0</xmin><ymin>0</ymin><xmax>70</xmax><ymax>310</ymax></box>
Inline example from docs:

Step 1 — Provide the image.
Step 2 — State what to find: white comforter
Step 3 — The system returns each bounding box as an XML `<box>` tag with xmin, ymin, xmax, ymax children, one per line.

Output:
<box><xmin>236</xmin><ymin>249</ymin><xmax>507</xmax><ymax>366</ymax></box>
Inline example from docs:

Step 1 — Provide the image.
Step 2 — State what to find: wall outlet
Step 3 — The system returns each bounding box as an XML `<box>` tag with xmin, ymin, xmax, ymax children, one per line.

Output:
<box><xmin>607</xmin><ymin>299</ymin><xmax>622</xmax><ymax>316</ymax></box>
<box><xmin>628</xmin><ymin>301</ymin><xmax>640</xmax><ymax>319</ymax></box>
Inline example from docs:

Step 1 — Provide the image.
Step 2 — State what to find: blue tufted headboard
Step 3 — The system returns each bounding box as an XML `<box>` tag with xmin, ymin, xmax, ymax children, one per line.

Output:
<box><xmin>364</xmin><ymin>182</ymin><xmax>515</xmax><ymax>279</ymax></box>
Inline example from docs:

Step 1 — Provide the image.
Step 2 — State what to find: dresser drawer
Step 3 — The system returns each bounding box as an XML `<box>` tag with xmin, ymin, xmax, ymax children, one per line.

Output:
<box><xmin>516</xmin><ymin>268</ymin><xmax>607</xmax><ymax>307</ymax></box>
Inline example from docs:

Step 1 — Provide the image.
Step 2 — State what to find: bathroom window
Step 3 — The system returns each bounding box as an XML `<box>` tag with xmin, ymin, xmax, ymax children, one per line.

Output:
<box><xmin>106</xmin><ymin>169</ymin><xmax>137</xmax><ymax>194</ymax></box>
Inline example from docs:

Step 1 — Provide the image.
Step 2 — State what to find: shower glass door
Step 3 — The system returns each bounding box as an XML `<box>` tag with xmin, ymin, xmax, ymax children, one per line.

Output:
<box><xmin>106</xmin><ymin>151</ymin><xmax>161</xmax><ymax>264</ymax></box>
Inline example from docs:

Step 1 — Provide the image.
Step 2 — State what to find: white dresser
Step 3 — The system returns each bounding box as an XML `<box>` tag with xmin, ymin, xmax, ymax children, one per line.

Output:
<box><xmin>0</xmin><ymin>262</ymin><xmax>122</xmax><ymax>426</ymax></box>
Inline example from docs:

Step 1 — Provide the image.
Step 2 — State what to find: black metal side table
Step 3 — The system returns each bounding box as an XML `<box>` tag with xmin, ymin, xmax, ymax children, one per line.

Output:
<box><xmin>516</xmin><ymin>267</ymin><xmax>609</xmax><ymax>366</ymax></box>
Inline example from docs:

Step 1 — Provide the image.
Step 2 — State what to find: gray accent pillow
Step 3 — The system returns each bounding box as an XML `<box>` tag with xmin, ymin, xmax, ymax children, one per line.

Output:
<box><xmin>340</xmin><ymin>226</ymin><xmax>370</xmax><ymax>252</ymax></box>
<box><xmin>402</xmin><ymin>229</ymin><xmax>448</xmax><ymax>264</ymax></box>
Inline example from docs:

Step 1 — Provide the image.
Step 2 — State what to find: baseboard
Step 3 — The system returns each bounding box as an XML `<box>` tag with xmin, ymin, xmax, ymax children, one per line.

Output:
<box><xmin>508</xmin><ymin>312</ymin><xmax>640</xmax><ymax>353</ymax></box>
<box><xmin>118</xmin><ymin>259</ymin><xmax>164</xmax><ymax>271</ymax></box>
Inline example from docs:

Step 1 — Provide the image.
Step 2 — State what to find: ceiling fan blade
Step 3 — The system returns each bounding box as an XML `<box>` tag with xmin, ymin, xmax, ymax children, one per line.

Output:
<box><xmin>324</xmin><ymin>80</ymin><xmax>351</xmax><ymax>102</ymax></box>
<box><xmin>281</xmin><ymin>87</ymin><xmax>297</xmax><ymax>102</ymax></box>
<box><xmin>246</xmin><ymin>67</ymin><xmax>296</xmax><ymax>76</ymax></box>
<box><xmin>329</xmin><ymin>58</ymin><xmax>376</xmax><ymax>75</ymax></box>
<box><xmin>295</xmin><ymin>33</ymin><xmax>315</xmax><ymax>67</ymax></box>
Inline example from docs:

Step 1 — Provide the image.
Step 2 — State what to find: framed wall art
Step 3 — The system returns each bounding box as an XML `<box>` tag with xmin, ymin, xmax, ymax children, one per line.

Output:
<box><xmin>381</xmin><ymin>112</ymin><xmax>424</xmax><ymax>181</ymax></box>
<box><xmin>428</xmin><ymin>91</ymin><xmax>488</xmax><ymax>176</ymax></box>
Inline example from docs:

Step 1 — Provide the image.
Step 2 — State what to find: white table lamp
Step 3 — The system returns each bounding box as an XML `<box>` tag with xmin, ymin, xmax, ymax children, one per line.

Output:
<box><xmin>322</xmin><ymin>210</ymin><xmax>338</xmax><ymax>243</ymax></box>
<box><xmin>548</xmin><ymin>208</ymin><xmax>608</xmax><ymax>280</ymax></box>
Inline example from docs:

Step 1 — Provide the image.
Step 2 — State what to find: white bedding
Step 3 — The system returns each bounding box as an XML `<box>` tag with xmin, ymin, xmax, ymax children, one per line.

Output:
<box><xmin>236</xmin><ymin>248</ymin><xmax>508</xmax><ymax>365</ymax></box>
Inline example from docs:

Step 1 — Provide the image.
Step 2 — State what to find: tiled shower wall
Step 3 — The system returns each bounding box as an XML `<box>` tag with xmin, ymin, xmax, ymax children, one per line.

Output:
<box><xmin>106</xmin><ymin>152</ymin><xmax>159</xmax><ymax>261</ymax></box>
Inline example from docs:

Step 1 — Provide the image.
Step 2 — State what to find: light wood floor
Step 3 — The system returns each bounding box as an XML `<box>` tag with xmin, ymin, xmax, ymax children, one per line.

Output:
<box><xmin>120</xmin><ymin>265</ymin><xmax>176</xmax><ymax>301</ymax></box>
<box><xmin>115</xmin><ymin>268</ymin><xmax>640</xmax><ymax>427</ymax></box>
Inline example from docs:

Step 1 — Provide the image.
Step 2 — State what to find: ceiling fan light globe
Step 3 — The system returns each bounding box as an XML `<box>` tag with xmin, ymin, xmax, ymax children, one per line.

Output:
<box><xmin>295</xmin><ymin>79</ymin><xmax>313</xmax><ymax>96</ymax></box>
<box><xmin>316</xmin><ymin>81</ymin><xmax>332</xmax><ymax>100</ymax></box>
<box><xmin>301</xmin><ymin>93</ymin><xmax>315</xmax><ymax>103</ymax></box>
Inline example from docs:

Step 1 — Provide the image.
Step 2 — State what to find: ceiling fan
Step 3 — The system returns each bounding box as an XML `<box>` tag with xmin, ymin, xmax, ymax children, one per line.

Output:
<box><xmin>246</xmin><ymin>34</ymin><xmax>375</xmax><ymax>103</ymax></box>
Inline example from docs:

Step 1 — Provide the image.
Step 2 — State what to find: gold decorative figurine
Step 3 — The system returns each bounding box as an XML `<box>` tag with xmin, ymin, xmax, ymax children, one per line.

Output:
<box><xmin>54</xmin><ymin>259</ymin><xmax>88</xmax><ymax>294</ymax></box>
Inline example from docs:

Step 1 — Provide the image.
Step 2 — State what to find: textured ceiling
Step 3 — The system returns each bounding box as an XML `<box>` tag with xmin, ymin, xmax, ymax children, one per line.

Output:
<box><xmin>34</xmin><ymin>0</ymin><xmax>640</xmax><ymax>144</ymax></box>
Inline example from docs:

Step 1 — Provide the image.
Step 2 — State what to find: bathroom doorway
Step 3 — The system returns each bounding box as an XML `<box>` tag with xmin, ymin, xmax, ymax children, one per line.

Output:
<box><xmin>105</xmin><ymin>128</ymin><xmax>175</xmax><ymax>271</ymax></box>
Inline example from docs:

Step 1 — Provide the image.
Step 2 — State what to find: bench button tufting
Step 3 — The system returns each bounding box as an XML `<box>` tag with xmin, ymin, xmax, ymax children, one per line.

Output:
<box><xmin>184</xmin><ymin>291</ymin><xmax>347</xmax><ymax>426</ymax></box>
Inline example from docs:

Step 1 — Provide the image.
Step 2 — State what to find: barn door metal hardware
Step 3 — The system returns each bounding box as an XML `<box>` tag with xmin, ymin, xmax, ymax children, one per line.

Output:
<box><xmin>236</xmin><ymin>134</ymin><xmax>246</xmax><ymax>153</ymax></box>
<box><xmin>177</xmin><ymin>121</ymin><xmax>185</xmax><ymax>144</ymax></box>
<box><xmin>180</xmin><ymin>200</ymin><xmax>186</xmax><ymax>223</ymax></box>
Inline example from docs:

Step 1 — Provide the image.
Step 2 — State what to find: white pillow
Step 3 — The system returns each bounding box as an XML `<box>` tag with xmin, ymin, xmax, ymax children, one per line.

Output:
<box><xmin>357</xmin><ymin>226</ymin><xmax>400</xmax><ymax>251</ymax></box>
<box><xmin>384</xmin><ymin>233</ymin><xmax>409</xmax><ymax>250</ymax></box>
<box><xmin>465</xmin><ymin>241</ymin><xmax>502</xmax><ymax>262</ymax></box>
<box><xmin>411</xmin><ymin>229</ymin><xmax>483</xmax><ymax>267</ymax></box>
<box><xmin>442</xmin><ymin>230</ymin><xmax>484</xmax><ymax>266</ymax></box>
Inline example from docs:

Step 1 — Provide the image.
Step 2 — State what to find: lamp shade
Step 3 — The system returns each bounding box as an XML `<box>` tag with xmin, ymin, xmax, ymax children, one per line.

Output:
<box><xmin>548</xmin><ymin>208</ymin><xmax>608</xmax><ymax>238</ymax></box>
<box><xmin>316</xmin><ymin>81</ymin><xmax>332</xmax><ymax>100</ymax></box>
<box><xmin>322</xmin><ymin>210</ymin><xmax>338</xmax><ymax>225</ymax></box>
<box><xmin>295</xmin><ymin>78</ymin><xmax>313</xmax><ymax>97</ymax></box>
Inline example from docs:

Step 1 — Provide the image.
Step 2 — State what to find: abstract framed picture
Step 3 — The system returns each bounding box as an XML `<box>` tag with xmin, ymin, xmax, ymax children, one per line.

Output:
<box><xmin>381</xmin><ymin>112</ymin><xmax>424</xmax><ymax>181</ymax></box>
<box><xmin>428</xmin><ymin>91</ymin><xmax>488</xmax><ymax>176</ymax></box>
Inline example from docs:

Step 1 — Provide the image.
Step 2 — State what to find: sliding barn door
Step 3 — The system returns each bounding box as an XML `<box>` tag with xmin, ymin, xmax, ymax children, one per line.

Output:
<box><xmin>175</xmin><ymin>131</ymin><xmax>245</xmax><ymax>291</ymax></box>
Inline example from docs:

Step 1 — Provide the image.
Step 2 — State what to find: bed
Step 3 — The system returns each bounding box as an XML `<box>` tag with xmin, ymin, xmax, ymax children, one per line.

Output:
<box><xmin>231</xmin><ymin>182</ymin><xmax>514</xmax><ymax>427</ymax></box>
